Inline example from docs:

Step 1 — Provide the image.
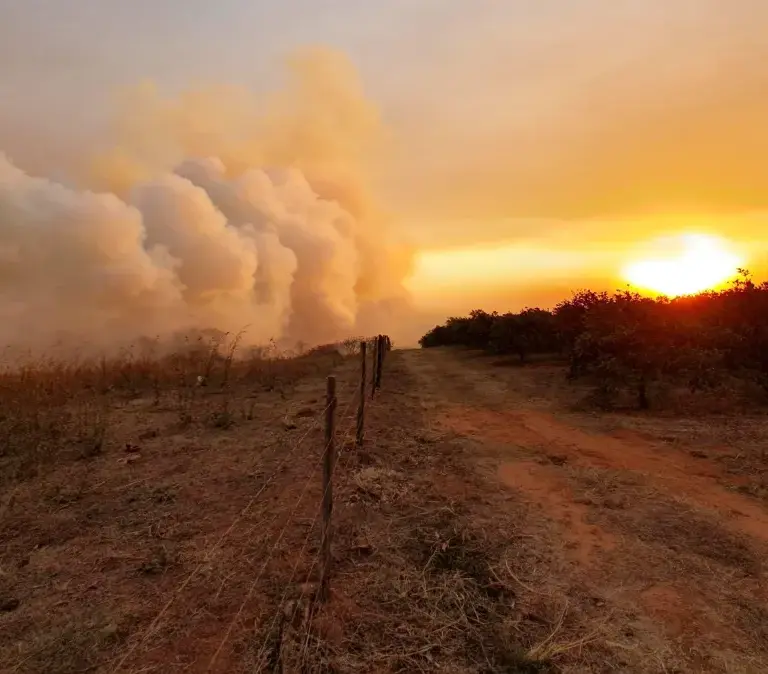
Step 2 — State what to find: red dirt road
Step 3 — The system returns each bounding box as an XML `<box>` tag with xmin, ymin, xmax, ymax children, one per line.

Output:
<box><xmin>403</xmin><ymin>347</ymin><xmax>768</xmax><ymax>673</ymax></box>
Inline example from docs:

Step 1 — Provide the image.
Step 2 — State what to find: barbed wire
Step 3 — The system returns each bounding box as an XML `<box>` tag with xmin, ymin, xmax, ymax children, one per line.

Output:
<box><xmin>296</xmin><ymin>397</ymin><xmax>378</xmax><ymax>671</ymax></box>
<box><xmin>248</xmin><ymin>407</ymin><xmax>361</xmax><ymax>670</ymax></box>
<box><xmin>110</xmin><ymin>383</ymin><xmax>347</xmax><ymax>674</ymax></box>
<box><xmin>253</xmin><ymin>382</ymin><xmax>383</xmax><ymax>672</ymax></box>
<box><xmin>205</xmin><ymin>386</ymin><xmax>360</xmax><ymax>670</ymax></box>
<box><xmin>112</xmin><ymin>341</ymin><xmax>386</xmax><ymax>673</ymax></box>
<box><xmin>255</xmin><ymin>344</ymin><xmax>389</xmax><ymax>671</ymax></box>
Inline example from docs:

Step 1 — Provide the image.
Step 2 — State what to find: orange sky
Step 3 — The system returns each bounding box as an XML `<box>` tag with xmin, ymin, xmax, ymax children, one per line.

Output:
<box><xmin>404</xmin><ymin>216</ymin><xmax>768</xmax><ymax>315</ymax></box>
<box><xmin>3</xmin><ymin>1</ymin><xmax>768</xmax><ymax>323</ymax></box>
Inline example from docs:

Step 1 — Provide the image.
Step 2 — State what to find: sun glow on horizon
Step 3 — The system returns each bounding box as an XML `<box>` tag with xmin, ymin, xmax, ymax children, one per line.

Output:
<box><xmin>623</xmin><ymin>233</ymin><xmax>743</xmax><ymax>297</ymax></box>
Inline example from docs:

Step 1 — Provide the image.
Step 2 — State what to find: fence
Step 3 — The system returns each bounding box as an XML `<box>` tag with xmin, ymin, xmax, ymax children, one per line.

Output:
<box><xmin>319</xmin><ymin>333</ymin><xmax>390</xmax><ymax>602</ymax></box>
<box><xmin>110</xmin><ymin>333</ymin><xmax>393</xmax><ymax>673</ymax></box>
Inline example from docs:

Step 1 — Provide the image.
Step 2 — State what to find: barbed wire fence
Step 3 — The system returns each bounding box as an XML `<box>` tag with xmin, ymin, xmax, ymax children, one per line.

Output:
<box><xmin>110</xmin><ymin>334</ymin><xmax>392</xmax><ymax>673</ymax></box>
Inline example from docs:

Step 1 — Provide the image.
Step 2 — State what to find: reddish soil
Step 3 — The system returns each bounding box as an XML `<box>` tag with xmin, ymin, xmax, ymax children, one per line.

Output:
<box><xmin>498</xmin><ymin>461</ymin><xmax>617</xmax><ymax>566</ymax></box>
<box><xmin>440</xmin><ymin>403</ymin><xmax>768</xmax><ymax>545</ymax></box>
<box><xmin>405</xmin><ymin>347</ymin><xmax>768</xmax><ymax>673</ymax></box>
<box><xmin>4</xmin><ymin>346</ymin><xmax>768</xmax><ymax>673</ymax></box>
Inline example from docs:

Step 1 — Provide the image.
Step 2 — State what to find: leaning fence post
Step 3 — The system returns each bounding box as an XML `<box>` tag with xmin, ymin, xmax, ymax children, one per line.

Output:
<box><xmin>320</xmin><ymin>375</ymin><xmax>336</xmax><ymax>603</ymax></box>
<box><xmin>371</xmin><ymin>337</ymin><xmax>378</xmax><ymax>398</ymax></box>
<box><xmin>356</xmin><ymin>341</ymin><xmax>366</xmax><ymax>446</ymax></box>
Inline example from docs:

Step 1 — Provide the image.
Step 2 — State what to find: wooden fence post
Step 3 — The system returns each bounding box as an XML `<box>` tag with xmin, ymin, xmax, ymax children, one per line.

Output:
<box><xmin>320</xmin><ymin>375</ymin><xmax>336</xmax><ymax>603</ymax></box>
<box><xmin>356</xmin><ymin>341</ymin><xmax>366</xmax><ymax>446</ymax></box>
<box><xmin>375</xmin><ymin>334</ymin><xmax>384</xmax><ymax>390</ymax></box>
<box><xmin>371</xmin><ymin>336</ymin><xmax>378</xmax><ymax>398</ymax></box>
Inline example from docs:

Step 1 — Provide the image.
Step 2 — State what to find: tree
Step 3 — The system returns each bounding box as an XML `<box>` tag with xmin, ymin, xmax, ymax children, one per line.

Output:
<box><xmin>418</xmin><ymin>269</ymin><xmax>768</xmax><ymax>409</ymax></box>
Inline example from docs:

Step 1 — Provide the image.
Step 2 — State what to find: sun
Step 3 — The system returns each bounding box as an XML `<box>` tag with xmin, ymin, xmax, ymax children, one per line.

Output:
<box><xmin>623</xmin><ymin>233</ymin><xmax>742</xmax><ymax>297</ymax></box>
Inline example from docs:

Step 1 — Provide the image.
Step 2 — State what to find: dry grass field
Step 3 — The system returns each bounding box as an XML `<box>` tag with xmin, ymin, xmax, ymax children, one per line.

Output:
<box><xmin>2</xmin><ymin>343</ymin><xmax>768</xmax><ymax>673</ymax></box>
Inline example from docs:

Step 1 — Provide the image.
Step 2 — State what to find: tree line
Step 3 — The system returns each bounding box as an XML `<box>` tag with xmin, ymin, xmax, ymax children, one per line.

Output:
<box><xmin>419</xmin><ymin>270</ymin><xmax>768</xmax><ymax>409</ymax></box>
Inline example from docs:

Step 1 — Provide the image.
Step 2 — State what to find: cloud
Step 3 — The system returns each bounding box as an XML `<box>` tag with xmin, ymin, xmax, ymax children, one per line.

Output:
<box><xmin>0</xmin><ymin>47</ymin><xmax>414</xmax><ymax>351</ymax></box>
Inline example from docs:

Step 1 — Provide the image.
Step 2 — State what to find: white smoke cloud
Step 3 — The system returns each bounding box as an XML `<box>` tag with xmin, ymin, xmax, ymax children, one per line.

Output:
<box><xmin>0</xmin><ymin>48</ymin><xmax>415</xmax><ymax>352</ymax></box>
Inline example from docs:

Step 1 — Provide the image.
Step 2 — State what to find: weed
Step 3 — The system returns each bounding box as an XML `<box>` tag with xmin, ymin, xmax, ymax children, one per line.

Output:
<box><xmin>209</xmin><ymin>399</ymin><xmax>235</xmax><ymax>429</ymax></box>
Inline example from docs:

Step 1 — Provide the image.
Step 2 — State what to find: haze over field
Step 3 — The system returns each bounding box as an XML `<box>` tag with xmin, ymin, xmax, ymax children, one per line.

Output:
<box><xmin>2</xmin><ymin>0</ymin><xmax>768</xmax><ymax>347</ymax></box>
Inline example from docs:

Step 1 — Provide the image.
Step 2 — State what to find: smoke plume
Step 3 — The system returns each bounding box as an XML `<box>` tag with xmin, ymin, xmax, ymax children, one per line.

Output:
<box><xmin>0</xmin><ymin>47</ymin><xmax>413</xmax><ymax>352</ymax></box>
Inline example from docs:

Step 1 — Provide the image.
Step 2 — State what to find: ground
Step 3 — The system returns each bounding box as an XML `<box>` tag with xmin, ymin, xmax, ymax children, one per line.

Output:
<box><xmin>2</xmin><ymin>347</ymin><xmax>768</xmax><ymax>673</ymax></box>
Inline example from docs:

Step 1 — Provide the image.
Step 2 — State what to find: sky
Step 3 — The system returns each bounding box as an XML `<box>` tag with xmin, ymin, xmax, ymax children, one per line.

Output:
<box><xmin>2</xmin><ymin>0</ymin><xmax>768</xmax><ymax>326</ymax></box>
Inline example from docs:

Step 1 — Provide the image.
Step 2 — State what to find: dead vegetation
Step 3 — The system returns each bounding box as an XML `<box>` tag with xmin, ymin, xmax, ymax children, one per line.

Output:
<box><xmin>241</xmin><ymin>358</ymin><xmax>591</xmax><ymax>674</ymax></box>
<box><xmin>0</xmin><ymin>333</ymin><xmax>345</xmax><ymax>486</ymax></box>
<box><xmin>0</xmin><ymin>341</ymin><xmax>619</xmax><ymax>673</ymax></box>
<box><xmin>402</xmin><ymin>347</ymin><xmax>768</xmax><ymax>673</ymax></box>
<box><xmin>0</xmin><ymin>333</ymin><xmax>352</xmax><ymax>672</ymax></box>
<box><xmin>5</xmin><ymin>341</ymin><xmax>768</xmax><ymax>672</ymax></box>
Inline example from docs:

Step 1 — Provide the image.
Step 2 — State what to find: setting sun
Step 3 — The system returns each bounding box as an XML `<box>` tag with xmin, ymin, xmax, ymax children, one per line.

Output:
<box><xmin>622</xmin><ymin>234</ymin><xmax>743</xmax><ymax>297</ymax></box>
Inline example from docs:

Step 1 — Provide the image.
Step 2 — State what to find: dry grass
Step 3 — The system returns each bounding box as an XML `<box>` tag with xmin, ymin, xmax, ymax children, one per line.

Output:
<box><xmin>6</xmin><ymin>341</ymin><xmax>768</xmax><ymax>672</ymax></box>
<box><xmin>248</xmin><ymin>356</ymin><xmax>638</xmax><ymax>674</ymax></box>
<box><xmin>396</xmin><ymin>347</ymin><xmax>768</xmax><ymax>673</ymax></box>
<box><xmin>0</xmin><ymin>333</ymin><xmax>346</xmax><ymax>486</ymax></box>
<box><xmin>0</xmin><ymin>333</ymin><xmax>354</xmax><ymax>673</ymax></box>
<box><xmin>0</xmin><ymin>344</ymin><xmax>605</xmax><ymax>673</ymax></box>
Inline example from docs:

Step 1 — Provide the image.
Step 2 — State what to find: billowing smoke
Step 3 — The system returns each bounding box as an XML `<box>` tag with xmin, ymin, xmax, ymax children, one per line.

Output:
<box><xmin>0</xmin><ymin>47</ymin><xmax>414</xmax><ymax>352</ymax></box>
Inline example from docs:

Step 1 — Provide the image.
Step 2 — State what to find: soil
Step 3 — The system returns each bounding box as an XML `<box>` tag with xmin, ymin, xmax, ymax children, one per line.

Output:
<box><xmin>3</xmin><ymin>346</ymin><xmax>768</xmax><ymax>672</ymax></box>
<box><xmin>405</xmin><ymin>347</ymin><xmax>768</xmax><ymax>673</ymax></box>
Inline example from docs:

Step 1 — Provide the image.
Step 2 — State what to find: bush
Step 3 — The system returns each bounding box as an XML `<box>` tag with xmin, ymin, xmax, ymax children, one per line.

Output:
<box><xmin>419</xmin><ymin>270</ymin><xmax>768</xmax><ymax>410</ymax></box>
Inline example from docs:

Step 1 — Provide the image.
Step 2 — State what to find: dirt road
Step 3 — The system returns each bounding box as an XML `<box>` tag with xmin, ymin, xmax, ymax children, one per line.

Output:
<box><xmin>5</xmin><ymin>346</ymin><xmax>768</xmax><ymax>673</ymax></box>
<box><xmin>401</xmin><ymin>347</ymin><xmax>768</xmax><ymax>673</ymax></box>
